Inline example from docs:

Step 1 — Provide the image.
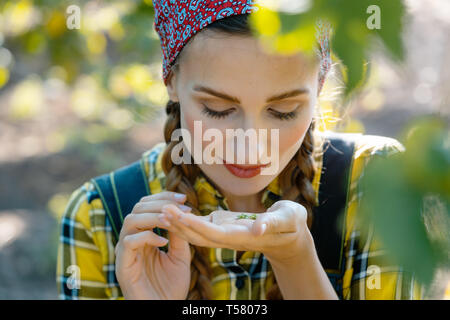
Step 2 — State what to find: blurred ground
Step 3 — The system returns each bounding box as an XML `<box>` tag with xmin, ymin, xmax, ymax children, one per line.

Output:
<box><xmin>0</xmin><ymin>0</ymin><xmax>449</xmax><ymax>299</ymax></box>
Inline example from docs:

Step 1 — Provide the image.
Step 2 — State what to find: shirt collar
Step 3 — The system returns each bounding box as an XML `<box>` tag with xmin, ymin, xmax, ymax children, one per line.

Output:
<box><xmin>193</xmin><ymin>171</ymin><xmax>282</xmax><ymax>215</ymax></box>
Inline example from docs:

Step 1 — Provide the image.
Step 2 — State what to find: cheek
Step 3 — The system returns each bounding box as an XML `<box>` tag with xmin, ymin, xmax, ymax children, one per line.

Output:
<box><xmin>182</xmin><ymin>110</ymin><xmax>196</xmax><ymax>134</ymax></box>
<box><xmin>275</xmin><ymin>122</ymin><xmax>310</xmax><ymax>174</ymax></box>
<box><xmin>181</xmin><ymin>105</ymin><xmax>207</xmax><ymax>143</ymax></box>
<box><xmin>278</xmin><ymin>112</ymin><xmax>312</xmax><ymax>153</ymax></box>
<box><xmin>181</xmin><ymin>107</ymin><xmax>222</xmax><ymax>152</ymax></box>
<box><xmin>279</xmin><ymin>126</ymin><xmax>307</xmax><ymax>152</ymax></box>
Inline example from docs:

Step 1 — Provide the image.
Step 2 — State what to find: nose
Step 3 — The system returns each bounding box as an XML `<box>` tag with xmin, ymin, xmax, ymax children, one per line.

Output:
<box><xmin>224</xmin><ymin>115</ymin><xmax>270</xmax><ymax>165</ymax></box>
<box><xmin>241</xmin><ymin>110</ymin><xmax>262</xmax><ymax>133</ymax></box>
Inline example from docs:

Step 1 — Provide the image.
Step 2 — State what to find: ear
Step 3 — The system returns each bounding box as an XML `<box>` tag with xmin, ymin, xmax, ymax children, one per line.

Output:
<box><xmin>166</xmin><ymin>71</ymin><xmax>179</xmax><ymax>102</ymax></box>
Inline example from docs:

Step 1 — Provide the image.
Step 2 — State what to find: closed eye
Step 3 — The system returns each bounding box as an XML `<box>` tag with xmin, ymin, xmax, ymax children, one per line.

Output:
<box><xmin>201</xmin><ymin>104</ymin><xmax>300</xmax><ymax>120</ymax></box>
<box><xmin>201</xmin><ymin>104</ymin><xmax>235</xmax><ymax>119</ymax></box>
<box><xmin>268</xmin><ymin>106</ymin><xmax>300</xmax><ymax>120</ymax></box>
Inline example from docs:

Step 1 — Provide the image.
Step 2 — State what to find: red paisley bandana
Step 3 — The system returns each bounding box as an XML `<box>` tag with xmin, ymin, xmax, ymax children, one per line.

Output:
<box><xmin>153</xmin><ymin>0</ymin><xmax>331</xmax><ymax>93</ymax></box>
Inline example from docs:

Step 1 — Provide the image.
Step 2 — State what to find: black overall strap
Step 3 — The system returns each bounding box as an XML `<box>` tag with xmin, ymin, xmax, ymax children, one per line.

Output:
<box><xmin>90</xmin><ymin>158</ymin><xmax>157</xmax><ymax>246</ymax></box>
<box><xmin>310</xmin><ymin>132</ymin><xmax>358</xmax><ymax>297</ymax></box>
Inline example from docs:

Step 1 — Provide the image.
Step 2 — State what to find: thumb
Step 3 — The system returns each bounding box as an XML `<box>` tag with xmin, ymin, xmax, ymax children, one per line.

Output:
<box><xmin>252</xmin><ymin>201</ymin><xmax>303</xmax><ymax>236</ymax></box>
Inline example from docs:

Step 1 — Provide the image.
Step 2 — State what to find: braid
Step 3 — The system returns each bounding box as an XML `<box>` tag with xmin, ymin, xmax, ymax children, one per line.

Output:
<box><xmin>161</xmin><ymin>100</ymin><xmax>214</xmax><ymax>300</ymax></box>
<box><xmin>265</xmin><ymin>121</ymin><xmax>318</xmax><ymax>300</ymax></box>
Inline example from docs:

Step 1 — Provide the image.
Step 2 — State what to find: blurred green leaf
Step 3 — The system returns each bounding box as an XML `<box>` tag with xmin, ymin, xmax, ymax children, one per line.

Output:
<box><xmin>358</xmin><ymin>116</ymin><xmax>450</xmax><ymax>286</ymax></box>
<box><xmin>402</xmin><ymin>117</ymin><xmax>450</xmax><ymax>200</ymax></box>
<box><xmin>251</xmin><ymin>0</ymin><xmax>406</xmax><ymax>96</ymax></box>
<box><xmin>359</xmin><ymin>153</ymin><xmax>438</xmax><ymax>284</ymax></box>
<box><xmin>373</xmin><ymin>0</ymin><xmax>406</xmax><ymax>61</ymax></box>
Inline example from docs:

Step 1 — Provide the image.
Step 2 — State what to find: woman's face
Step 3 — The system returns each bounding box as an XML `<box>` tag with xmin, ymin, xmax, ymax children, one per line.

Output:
<box><xmin>166</xmin><ymin>31</ymin><xmax>319</xmax><ymax>198</ymax></box>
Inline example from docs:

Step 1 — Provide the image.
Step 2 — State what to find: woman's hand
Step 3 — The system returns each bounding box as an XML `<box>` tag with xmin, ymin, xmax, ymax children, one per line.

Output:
<box><xmin>114</xmin><ymin>191</ymin><xmax>193</xmax><ymax>300</ymax></box>
<box><xmin>160</xmin><ymin>201</ymin><xmax>338</xmax><ymax>300</ymax></box>
<box><xmin>159</xmin><ymin>200</ymin><xmax>311</xmax><ymax>264</ymax></box>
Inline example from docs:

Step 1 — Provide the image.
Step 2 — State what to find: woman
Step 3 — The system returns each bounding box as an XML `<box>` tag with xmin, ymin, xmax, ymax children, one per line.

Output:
<box><xmin>56</xmin><ymin>1</ymin><xmax>424</xmax><ymax>300</ymax></box>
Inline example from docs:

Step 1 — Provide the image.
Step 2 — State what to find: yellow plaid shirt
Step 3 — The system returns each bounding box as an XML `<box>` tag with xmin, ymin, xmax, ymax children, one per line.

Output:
<box><xmin>56</xmin><ymin>132</ymin><xmax>425</xmax><ymax>300</ymax></box>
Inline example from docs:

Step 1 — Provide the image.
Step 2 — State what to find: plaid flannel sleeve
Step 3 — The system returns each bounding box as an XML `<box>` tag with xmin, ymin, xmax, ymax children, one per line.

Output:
<box><xmin>342</xmin><ymin>135</ymin><xmax>425</xmax><ymax>300</ymax></box>
<box><xmin>56</xmin><ymin>182</ymin><xmax>124</xmax><ymax>299</ymax></box>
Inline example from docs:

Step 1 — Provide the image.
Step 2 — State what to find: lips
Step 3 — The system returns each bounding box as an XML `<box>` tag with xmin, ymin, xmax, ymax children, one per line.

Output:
<box><xmin>222</xmin><ymin>160</ymin><xmax>270</xmax><ymax>179</ymax></box>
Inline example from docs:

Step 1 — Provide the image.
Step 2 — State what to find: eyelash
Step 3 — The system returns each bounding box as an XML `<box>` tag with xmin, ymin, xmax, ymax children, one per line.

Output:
<box><xmin>201</xmin><ymin>104</ymin><xmax>234</xmax><ymax>119</ymax></box>
<box><xmin>268</xmin><ymin>108</ymin><xmax>299</xmax><ymax>120</ymax></box>
<box><xmin>201</xmin><ymin>104</ymin><xmax>299</xmax><ymax>121</ymax></box>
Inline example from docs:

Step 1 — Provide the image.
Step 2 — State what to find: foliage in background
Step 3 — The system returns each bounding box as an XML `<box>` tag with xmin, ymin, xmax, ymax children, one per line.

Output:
<box><xmin>358</xmin><ymin>116</ymin><xmax>449</xmax><ymax>286</ymax></box>
<box><xmin>249</xmin><ymin>0</ymin><xmax>406</xmax><ymax>96</ymax></box>
<box><xmin>0</xmin><ymin>0</ymin><xmax>171</xmax><ymax>175</ymax></box>
<box><xmin>251</xmin><ymin>2</ymin><xmax>449</xmax><ymax>287</ymax></box>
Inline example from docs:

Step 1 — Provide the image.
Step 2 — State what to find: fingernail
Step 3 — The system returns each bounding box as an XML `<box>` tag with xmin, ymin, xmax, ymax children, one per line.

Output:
<box><xmin>158</xmin><ymin>236</ymin><xmax>168</xmax><ymax>243</ymax></box>
<box><xmin>178</xmin><ymin>204</ymin><xmax>191</xmax><ymax>212</ymax></box>
<box><xmin>174</xmin><ymin>193</ymin><xmax>186</xmax><ymax>201</ymax></box>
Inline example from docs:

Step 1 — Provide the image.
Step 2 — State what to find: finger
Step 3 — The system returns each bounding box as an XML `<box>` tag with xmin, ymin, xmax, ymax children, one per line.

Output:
<box><xmin>164</xmin><ymin>206</ymin><xmax>251</xmax><ymax>246</ymax></box>
<box><xmin>123</xmin><ymin>230</ymin><xmax>168</xmax><ymax>250</ymax></box>
<box><xmin>164</xmin><ymin>207</ymin><xmax>298</xmax><ymax>251</ymax></box>
<box><xmin>139</xmin><ymin>191</ymin><xmax>187</xmax><ymax>203</ymax></box>
<box><xmin>167</xmin><ymin>229</ymin><xmax>190</xmax><ymax>262</ymax></box>
<box><xmin>175</xmin><ymin>221</ymin><xmax>296</xmax><ymax>251</ymax></box>
<box><xmin>210</xmin><ymin>210</ymin><xmax>256</xmax><ymax>226</ymax></box>
<box><xmin>163</xmin><ymin>205</ymin><xmax>226</xmax><ymax>239</ymax></box>
<box><xmin>165</xmin><ymin>217</ymin><xmax>222</xmax><ymax>248</ymax></box>
<box><xmin>266</xmin><ymin>200</ymin><xmax>283</xmax><ymax>213</ymax></box>
<box><xmin>253</xmin><ymin>202</ymin><xmax>304</xmax><ymax>235</ymax></box>
<box><xmin>133</xmin><ymin>200</ymin><xmax>192</xmax><ymax>214</ymax></box>
<box><xmin>252</xmin><ymin>211</ymin><xmax>291</xmax><ymax>236</ymax></box>
<box><xmin>119</xmin><ymin>230</ymin><xmax>168</xmax><ymax>267</ymax></box>
<box><xmin>120</xmin><ymin>213</ymin><xmax>171</xmax><ymax>242</ymax></box>
<box><xmin>161</xmin><ymin>206</ymin><xmax>226</xmax><ymax>248</ymax></box>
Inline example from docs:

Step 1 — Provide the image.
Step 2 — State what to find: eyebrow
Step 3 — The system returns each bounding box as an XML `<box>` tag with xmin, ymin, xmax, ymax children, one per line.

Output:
<box><xmin>193</xmin><ymin>85</ymin><xmax>309</xmax><ymax>104</ymax></box>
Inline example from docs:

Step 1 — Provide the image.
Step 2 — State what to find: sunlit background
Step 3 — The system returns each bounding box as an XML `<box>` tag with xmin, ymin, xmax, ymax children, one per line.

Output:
<box><xmin>0</xmin><ymin>0</ymin><xmax>448</xmax><ymax>299</ymax></box>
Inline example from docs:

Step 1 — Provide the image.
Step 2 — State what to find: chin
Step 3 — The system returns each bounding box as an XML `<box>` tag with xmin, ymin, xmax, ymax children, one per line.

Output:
<box><xmin>221</xmin><ymin>180</ymin><xmax>269</xmax><ymax>197</ymax></box>
<box><xmin>201</xmin><ymin>164</ymin><xmax>276</xmax><ymax>197</ymax></box>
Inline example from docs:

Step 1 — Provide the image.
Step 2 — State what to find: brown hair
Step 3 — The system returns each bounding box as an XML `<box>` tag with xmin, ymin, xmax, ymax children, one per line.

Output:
<box><xmin>160</xmin><ymin>13</ymin><xmax>319</xmax><ymax>300</ymax></box>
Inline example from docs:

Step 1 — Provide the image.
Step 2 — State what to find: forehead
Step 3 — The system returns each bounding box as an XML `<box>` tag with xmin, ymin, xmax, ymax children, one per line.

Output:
<box><xmin>178</xmin><ymin>32</ymin><xmax>319</xmax><ymax>96</ymax></box>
